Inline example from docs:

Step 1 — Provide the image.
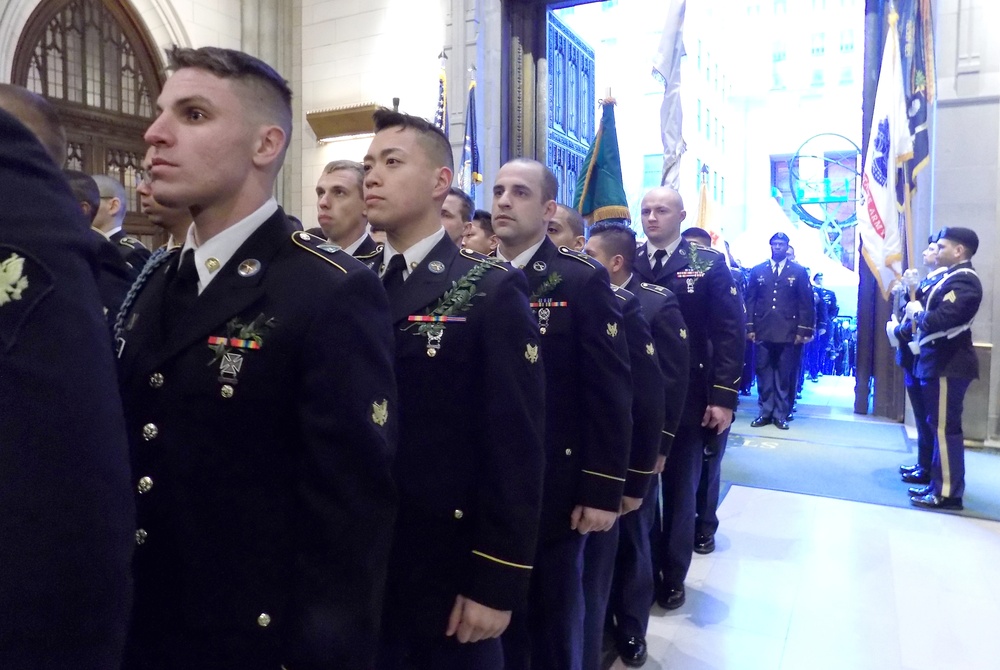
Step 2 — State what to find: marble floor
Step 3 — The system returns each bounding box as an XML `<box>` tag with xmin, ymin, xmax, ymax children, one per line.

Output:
<box><xmin>611</xmin><ymin>485</ymin><xmax>1000</xmax><ymax>670</ymax></box>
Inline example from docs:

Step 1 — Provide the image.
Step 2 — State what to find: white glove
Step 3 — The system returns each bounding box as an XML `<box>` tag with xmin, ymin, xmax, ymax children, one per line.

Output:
<box><xmin>885</xmin><ymin>316</ymin><xmax>899</xmax><ymax>348</ymax></box>
<box><xmin>904</xmin><ymin>300</ymin><xmax>924</xmax><ymax>322</ymax></box>
<box><xmin>908</xmin><ymin>340</ymin><xmax>920</xmax><ymax>356</ymax></box>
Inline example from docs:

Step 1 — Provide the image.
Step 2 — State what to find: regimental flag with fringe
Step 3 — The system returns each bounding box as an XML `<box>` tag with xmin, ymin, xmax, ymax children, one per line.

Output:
<box><xmin>458</xmin><ymin>78</ymin><xmax>482</xmax><ymax>199</ymax></box>
<box><xmin>897</xmin><ymin>0</ymin><xmax>935</xmax><ymax>198</ymax></box>
<box><xmin>434</xmin><ymin>53</ymin><xmax>448</xmax><ymax>137</ymax></box>
<box><xmin>857</xmin><ymin>10</ymin><xmax>913</xmax><ymax>299</ymax></box>
<box><xmin>574</xmin><ymin>99</ymin><xmax>630</xmax><ymax>223</ymax></box>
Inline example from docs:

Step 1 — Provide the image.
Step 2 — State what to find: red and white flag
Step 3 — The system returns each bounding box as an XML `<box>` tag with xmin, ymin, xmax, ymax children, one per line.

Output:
<box><xmin>857</xmin><ymin>11</ymin><xmax>913</xmax><ymax>298</ymax></box>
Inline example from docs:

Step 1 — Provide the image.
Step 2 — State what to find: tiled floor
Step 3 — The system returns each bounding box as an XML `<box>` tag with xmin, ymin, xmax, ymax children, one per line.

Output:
<box><xmin>612</xmin><ymin>485</ymin><xmax>1000</xmax><ymax>670</ymax></box>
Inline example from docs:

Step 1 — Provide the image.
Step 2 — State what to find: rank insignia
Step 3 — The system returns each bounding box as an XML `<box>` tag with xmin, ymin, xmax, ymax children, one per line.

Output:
<box><xmin>679</xmin><ymin>328</ymin><xmax>687</xmax><ymax>339</ymax></box>
<box><xmin>730</xmin><ymin>286</ymin><xmax>737</xmax><ymax>295</ymax></box>
<box><xmin>944</xmin><ymin>290</ymin><xmax>957</xmax><ymax>303</ymax></box>
<box><xmin>607</xmin><ymin>323</ymin><xmax>619</xmax><ymax>338</ymax></box>
<box><xmin>0</xmin><ymin>253</ymin><xmax>29</xmax><ymax>306</ymax></box>
<box><xmin>646</xmin><ymin>342</ymin><xmax>655</xmax><ymax>355</ymax></box>
<box><xmin>525</xmin><ymin>343</ymin><xmax>539</xmax><ymax>364</ymax></box>
<box><xmin>372</xmin><ymin>399</ymin><xmax>389</xmax><ymax>426</ymax></box>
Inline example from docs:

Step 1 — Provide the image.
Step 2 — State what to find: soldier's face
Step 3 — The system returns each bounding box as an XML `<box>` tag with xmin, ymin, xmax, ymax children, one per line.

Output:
<box><xmin>316</xmin><ymin>169</ymin><xmax>366</xmax><ymax>245</ymax></box>
<box><xmin>363</xmin><ymin>127</ymin><xmax>450</xmax><ymax>232</ymax></box>
<box><xmin>922</xmin><ymin>242</ymin><xmax>939</xmax><ymax>267</ymax></box>
<box><xmin>935</xmin><ymin>238</ymin><xmax>962</xmax><ymax>267</ymax></box>
<box><xmin>491</xmin><ymin>162</ymin><xmax>556</xmax><ymax>247</ymax></box>
<box><xmin>546</xmin><ymin>209</ymin><xmax>584</xmax><ymax>250</ymax></box>
<box><xmin>582</xmin><ymin>234</ymin><xmax>613</xmax><ymax>270</ymax></box>
<box><xmin>770</xmin><ymin>239</ymin><xmax>788</xmax><ymax>261</ymax></box>
<box><xmin>144</xmin><ymin>68</ymin><xmax>267</xmax><ymax>212</ymax></box>
<box><xmin>640</xmin><ymin>189</ymin><xmax>685</xmax><ymax>247</ymax></box>
<box><xmin>441</xmin><ymin>194</ymin><xmax>467</xmax><ymax>243</ymax></box>
<box><xmin>461</xmin><ymin>221</ymin><xmax>497</xmax><ymax>254</ymax></box>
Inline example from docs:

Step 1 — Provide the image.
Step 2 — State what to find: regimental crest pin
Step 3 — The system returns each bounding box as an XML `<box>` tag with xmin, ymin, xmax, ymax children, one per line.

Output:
<box><xmin>429</xmin><ymin>260</ymin><xmax>445</xmax><ymax>274</ymax></box>
<box><xmin>679</xmin><ymin>328</ymin><xmax>687</xmax><ymax>339</ymax></box>
<box><xmin>646</xmin><ymin>342</ymin><xmax>655</xmax><ymax>355</ymax></box>
<box><xmin>525</xmin><ymin>343</ymin><xmax>539</xmax><ymax>364</ymax></box>
<box><xmin>533</xmin><ymin>261</ymin><xmax>547</xmax><ymax>272</ymax></box>
<box><xmin>607</xmin><ymin>323</ymin><xmax>618</xmax><ymax>338</ymax></box>
<box><xmin>371</xmin><ymin>399</ymin><xmax>389</xmax><ymax>426</ymax></box>
<box><xmin>238</xmin><ymin>259</ymin><xmax>261</xmax><ymax>277</ymax></box>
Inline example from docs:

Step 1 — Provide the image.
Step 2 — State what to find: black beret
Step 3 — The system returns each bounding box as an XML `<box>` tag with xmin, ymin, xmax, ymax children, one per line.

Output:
<box><xmin>769</xmin><ymin>232</ymin><xmax>790</xmax><ymax>244</ymax></box>
<box><xmin>938</xmin><ymin>227</ymin><xmax>979</xmax><ymax>256</ymax></box>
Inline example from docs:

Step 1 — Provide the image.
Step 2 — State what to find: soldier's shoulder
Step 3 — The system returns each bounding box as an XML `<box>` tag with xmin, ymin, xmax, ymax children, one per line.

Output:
<box><xmin>458</xmin><ymin>247</ymin><xmax>510</xmax><ymax>272</ymax></box>
<box><xmin>637</xmin><ymin>281</ymin><xmax>678</xmax><ymax>308</ymax></box>
<box><xmin>289</xmin><ymin>230</ymin><xmax>367</xmax><ymax>277</ymax></box>
<box><xmin>611</xmin><ymin>285</ymin><xmax>636</xmax><ymax>302</ymax></box>
<box><xmin>354</xmin><ymin>242</ymin><xmax>384</xmax><ymax>261</ymax></box>
<box><xmin>118</xmin><ymin>235</ymin><xmax>147</xmax><ymax>250</ymax></box>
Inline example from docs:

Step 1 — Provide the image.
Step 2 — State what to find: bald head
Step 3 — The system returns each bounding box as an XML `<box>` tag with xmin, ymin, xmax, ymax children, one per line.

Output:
<box><xmin>0</xmin><ymin>84</ymin><xmax>66</xmax><ymax>166</ymax></box>
<box><xmin>640</xmin><ymin>186</ymin><xmax>686</xmax><ymax>248</ymax></box>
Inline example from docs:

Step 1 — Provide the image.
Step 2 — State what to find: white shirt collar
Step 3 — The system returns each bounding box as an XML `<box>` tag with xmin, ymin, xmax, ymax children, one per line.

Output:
<box><xmin>647</xmin><ymin>236</ymin><xmax>683</xmax><ymax>263</ymax></box>
<box><xmin>380</xmin><ymin>227</ymin><xmax>447</xmax><ymax>279</ymax></box>
<box><xmin>341</xmin><ymin>232</ymin><xmax>369</xmax><ymax>256</ymax></box>
<box><xmin>612</xmin><ymin>272</ymin><xmax>634</xmax><ymax>291</ymax></box>
<box><xmin>100</xmin><ymin>226</ymin><xmax>123</xmax><ymax>240</ymax></box>
<box><xmin>181</xmin><ymin>198</ymin><xmax>278</xmax><ymax>294</ymax></box>
<box><xmin>771</xmin><ymin>258</ymin><xmax>786</xmax><ymax>272</ymax></box>
<box><xmin>497</xmin><ymin>237</ymin><xmax>547</xmax><ymax>269</ymax></box>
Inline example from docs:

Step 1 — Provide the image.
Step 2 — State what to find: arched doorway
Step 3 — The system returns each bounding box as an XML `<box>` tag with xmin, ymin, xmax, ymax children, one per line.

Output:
<box><xmin>12</xmin><ymin>0</ymin><xmax>165</xmax><ymax>247</ymax></box>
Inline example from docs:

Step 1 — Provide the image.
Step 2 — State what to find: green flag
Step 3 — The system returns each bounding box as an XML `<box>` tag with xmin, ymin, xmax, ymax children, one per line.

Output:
<box><xmin>574</xmin><ymin>100</ymin><xmax>630</xmax><ymax>222</ymax></box>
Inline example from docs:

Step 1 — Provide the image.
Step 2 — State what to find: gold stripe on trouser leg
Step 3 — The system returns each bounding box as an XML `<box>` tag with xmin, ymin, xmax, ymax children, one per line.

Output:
<box><xmin>938</xmin><ymin>377</ymin><xmax>951</xmax><ymax>498</ymax></box>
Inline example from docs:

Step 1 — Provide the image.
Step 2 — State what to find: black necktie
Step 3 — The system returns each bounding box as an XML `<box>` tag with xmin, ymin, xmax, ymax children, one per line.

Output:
<box><xmin>163</xmin><ymin>250</ymin><xmax>199</xmax><ymax>332</ymax></box>
<box><xmin>382</xmin><ymin>253</ymin><xmax>407</xmax><ymax>298</ymax></box>
<box><xmin>652</xmin><ymin>248</ymin><xmax>667</xmax><ymax>270</ymax></box>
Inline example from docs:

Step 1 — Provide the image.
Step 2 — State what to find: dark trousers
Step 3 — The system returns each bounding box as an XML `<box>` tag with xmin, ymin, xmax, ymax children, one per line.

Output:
<box><xmin>904</xmin><ymin>368</ymin><xmax>934</xmax><ymax>470</ymax></box>
<box><xmin>919</xmin><ymin>376</ymin><xmax>971</xmax><ymax>500</ymax></box>
<box><xmin>755</xmin><ymin>341</ymin><xmax>797</xmax><ymax>421</ymax></box>
<box><xmin>651</xmin><ymin>424</ymin><xmax>703</xmax><ymax>590</ymax></box>
<box><xmin>695</xmin><ymin>426</ymin><xmax>730</xmax><ymax>539</ymax></box>
<box><xmin>740</xmin><ymin>339</ymin><xmax>755</xmax><ymax>393</ymax></box>
<box><xmin>377</xmin><ymin>634</ymin><xmax>504</xmax><ymax>670</ymax></box>
<box><xmin>805</xmin><ymin>333</ymin><xmax>827</xmax><ymax>378</ymax></box>
<box><xmin>609</xmin><ymin>479</ymin><xmax>658</xmax><ymax>640</ymax></box>
<box><xmin>582</xmin><ymin>522</ymin><xmax>619</xmax><ymax>670</ymax></box>
<box><xmin>502</xmin><ymin>532</ymin><xmax>586</xmax><ymax>670</ymax></box>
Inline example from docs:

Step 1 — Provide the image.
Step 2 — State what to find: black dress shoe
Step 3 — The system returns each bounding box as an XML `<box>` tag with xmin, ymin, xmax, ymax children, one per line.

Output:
<box><xmin>899</xmin><ymin>463</ymin><xmax>921</xmax><ymax>475</ymax></box>
<box><xmin>901</xmin><ymin>467</ymin><xmax>930</xmax><ymax>484</ymax></box>
<box><xmin>910</xmin><ymin>493</ymin><xmax>963</xmax><ymax>510</ymax></box>
<box><xmin>907</xmin><ymin>484</ymin><xmax>934</xmax><ymax>497</ymax></box>
<box><xmin>750</xmin><ymin>416</ymin><xmax>771</xmax><ymax>427</ymax></box>
<box><xmin>616</xmin><ymin>635</ymin><xmax>648</xmax><ymax>668</ymax></box>
<box><xmin>657</xmin><ymin>585</ymin><xmax>685</xmax><ymax>610</ymax></box>
<box><xmin>774</xmin><ymin>419</ymin><xmax>790</xmax><ymax>430</ymax></box>
<box><xmin>694</xmin><ymin>534</ymin><xmax>715</xmax><ymax>554</ymax></box>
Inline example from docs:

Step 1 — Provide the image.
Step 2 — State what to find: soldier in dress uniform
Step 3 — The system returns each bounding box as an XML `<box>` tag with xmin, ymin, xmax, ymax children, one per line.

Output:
<box><xmin>890</xmin><ymin>236</ymin><xmax>946</xmax><ymax>486</ymax></box>
<box><xmin>460</xmin><ymin>209</ymin><xmax>497</xmax><ymax>255</ymax></box>
<box><xmin>745</xmin><ymin>232</ymin><xmax>815</xmax><ymax>430</ymax></box>
<box><xmin>441</xmin><ymin>186</ymin><xmax>474</xmax><ymax>244</ymax></box>
<box><xmin>91</xmin><ymin>173</ymin><xmax>152</xmax><ymax>276</ymax></box>
<box><xmin>136</xmin><ymin>148</ymin><xmax>191</xmax><ymax>249</ymax></box>
<box><xmin>116</xmin><ymin>46</ymin><xmax>398</xmax><ymax>669</ymax></box>
<box><xmin>897</xmin><ymin>227</ymin><xmax>982</xmax><ymax>510</ymax></box>
<box><xmin>315</xmin><ymin>159</ymin><xmax>383</xmax><ymax>267</ymax></box>
<box><xmin>583</xmin><ymin>221</ymin><xmax>690</xmax><ymax>668</ymax></box>
<box><xmin>1</xmin><ymin>87</ymin><xmax>134</xmax><ymax>670</ymax></box>
<box><xmin>492</xmin><ymin>158</ymin><xmax>633</xmax><ymax>670</ymax></box>
<box><xmin>547</xmin><ymin>202</ymin><xmax>587</xmax><ymax>251</ymax></box>
<box><xmin>363</xmin><ymin>110</ymin><xmax>545</xmax><ymax>670</ymax></box>
<box><xmin>633</xmin><ymin>186</ymin><xmax>744</xmax><ymax>611</ymax></box>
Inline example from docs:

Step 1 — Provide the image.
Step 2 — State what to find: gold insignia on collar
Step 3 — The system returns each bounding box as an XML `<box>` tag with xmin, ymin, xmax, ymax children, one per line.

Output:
<box><xmin>525</xmin><ymin>343</ymin><xmax>539</xmax><ymax>364</ymax></box>
<box><xmin>943</xmin><ymin>290</ymin><xmax>957</xmax><ymax>303</ymax></box>
<box><xmin>607</xmin><ymin>322</ymin><xmax>619</xmax><ymax>338</ymax></box>
<box><xmin>646</xmin><ymin>342</ymin><xmax>655</xmax><ymax>355</ymax></box>
<box><xmin>0</xmin><ymin>253</ymin><xmax>28</xmax><ymax>306</ymax></box>
<box><xmin>730</xmin><ymin>286</ymin><xmax>737</xmax><ymax>295</ymax></box>
<box><xmin>679</xmin><ymin>328</ymin><xmax>687</xmax><ymax>339</ymax></box>
<box><xmin>372</xmin><ymin>399</ymin><xmax>389</xmax><ymax>427</ymax></box>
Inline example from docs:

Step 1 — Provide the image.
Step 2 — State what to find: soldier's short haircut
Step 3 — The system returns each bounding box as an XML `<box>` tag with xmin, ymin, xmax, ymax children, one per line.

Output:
<box><xmin>63</xmin><ymin>170</ymin><xmax>101</xmax><ymax>223</ymax></box>
<box><xmin>0</xmin><ymin>83</ymin><xmax>67</xmax><ymax>165</ymax></box>
<box><xmin>322</xmin><ymin>160</ymin><xmax>365</xmax><ymax>196</ymax></box>
<box><xmin>588</xmin><ymin>221</ymin><xmax>636</xmax><ymax>273</ymax></box>
<box><xmin>372</xmin><ymin>108</ymin><xmax>454</xmax><ymax>171</ymax></box>
<box><xmin>472</xmin><ymin>209</ymin><xmax>493</xmax><ymax>235</ymax></box>
<box><xmin>506</xmin><ymin>158</ymin><xmax>558</xmax><ymax>203</ymax></box>
<box><xmin>447</xmin><ymin>187</ymin><xmax>474</xmax><ymax>222</ymax></box>
<box><xmin>554</xmin><ymin>203</ymin><xmax>585</xmax><ymax>237</ymax></box>
<box><xmin>165</xmin><ymin>45</ymin><xmax>293</xmax><ymax>151</ymax></box>
<box><xmin>682</xmin><ymin>226</ymin><xmax>712</xmax><ymax>245</ymax></box>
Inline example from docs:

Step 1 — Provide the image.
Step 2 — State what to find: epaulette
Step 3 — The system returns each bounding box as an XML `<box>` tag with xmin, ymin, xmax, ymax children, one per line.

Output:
<box><xmin>460</xmin><ymin>247</ymin><xmax>509</xmax><ymax>271</ymax></box>
<box><xmin>639</xmin><ymin>282</ymin><xmax>669</xmax><ymax>296</ymax></box>
<box><xmin>611</xmin><ymin>286</ymin><xmax>635</xmax><ymax>301</ymax></box>
<box><xmin>119</xmin><ymin>236</ymin><xmax>145</xmax><ymax>249</ymax></box>
<box><xmin>558</xmin><ymin>245</ymin><xmax>595</xmax><ymax>268</ymax></box>
<box><xmin>355</xmin><ymin>243</ymin><xmax>384</xmax><ymax>260</ymax></box>
<box><xmin>291</xmin><ymin>230</ymin><xmax>347</xmax><ymax>273</ymax></box>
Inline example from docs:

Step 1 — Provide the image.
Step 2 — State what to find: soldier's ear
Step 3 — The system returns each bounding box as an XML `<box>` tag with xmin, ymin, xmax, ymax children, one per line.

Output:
<box><xmin>542</xmin><ymin>199</ymin><xmax>557</xmax><ymax>222</ymax></box>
